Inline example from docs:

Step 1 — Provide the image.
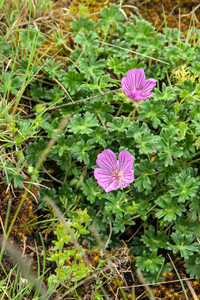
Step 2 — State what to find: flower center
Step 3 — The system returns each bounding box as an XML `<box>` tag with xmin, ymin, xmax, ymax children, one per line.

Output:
<box><xmin>136</xmin><ymin>86</ymin><xmax>141</xmax><ymax>91</ymax></box>
<box><xmin>112</xmin><ymin>170</ymin><xmax>123</xmax><ymax>181</ymax></box>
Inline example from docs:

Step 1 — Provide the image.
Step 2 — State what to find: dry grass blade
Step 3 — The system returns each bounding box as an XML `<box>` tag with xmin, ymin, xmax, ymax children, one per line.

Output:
<box><xmin>0</xmin><ymin>270</ymin><xmax>12</xmax><ymax>300</ymax></box>
<box><xmin>185</xmin><ymin>279</ymin><xmax>198</xmax><ymax>300</ymax></box>
<box><xmin>98</xmin><ymin>41</ymin><xmax>170</xmax><ymax>65</ymax></box>
<box><xmin>54</xmin><ymin>78</ymin><xmax>75</xmax><ymax>104</ymax></box>
<box><xmin>168</xmin><ymin>253</ymin><xmax>189</xmax><ymax>300</ymax></box>
<box><xmin>136</xmin><ymin>269</ymin><xmax>156</xmax><ymax>300</ymax></box>
<box><xmin>47</xmin><ymin>88</ymin><xmax>123</xmax><ymax>111</ymax></box>
<box><xmin>0</xmin><ymin>238</ymin><xmax>48</xmax><ymax>299</ymax></box>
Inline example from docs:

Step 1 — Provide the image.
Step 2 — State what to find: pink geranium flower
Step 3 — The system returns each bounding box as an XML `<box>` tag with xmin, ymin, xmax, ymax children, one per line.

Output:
<box><xmin>94</xmin><ymin>149</ymin><xmax>134</xmax><ymax>193</ymax></box>
<box><xmin>121</xmin><ymin>69</ymin><xmax>157</xmax><ymax>101</ymax></box>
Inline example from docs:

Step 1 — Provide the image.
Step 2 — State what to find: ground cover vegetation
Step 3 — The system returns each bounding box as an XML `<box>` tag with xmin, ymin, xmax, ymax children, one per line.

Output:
<box><xmin>1</xmin><ymin>0</ymin><xmax>200</xmax><ymax>299</ymax></box>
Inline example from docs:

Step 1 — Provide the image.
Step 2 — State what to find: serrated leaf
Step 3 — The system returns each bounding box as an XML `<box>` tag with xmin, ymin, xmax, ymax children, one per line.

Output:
<box><xmin>72</xmin><ymin>140</ymin><xmax>93</xmax><ymax>164</ymax></box>
<box><xmin>74</xmin><ymin>32</ymin><xmax>99</xmax><ymax>54</ymax></box>
<box><xmin>138</xmin><ymin>99</ymin><xmax>166</xmax><ymax>129</ymax></box>
<box><xmin>168</xmin><ymin>170</ymin><xmax>200</xmax><ymax>203</ymax></box>
<box><xmin>99</xmin><ymin>4</ymin><xmax>125</xmax><ymax>28</ymax></box>
<box><xmin>136</xmin><ymin>250</ymin><xmax>163</xmax><ymax>274</ymax></box>
<box><xmin>105</xmin><ymin>191</ymin><xmax>127</xmax><ymax>216</ymax></box>
<box><xmin>82</xmin><ymin>74</ymin><xmax>115</xmax><ymax>90</ymax></box>
<box><xmin>135</xmin><ymin>131</ymin><xmax>159</xmax><ymax>155</ymax></box>
<box><xmin>25</xmin><ymin>138</ymin><xmax>48</xmax><ymax>165</ymax></box>
<box><xmin>113</xmin><ymin>213</ymin><xmax>135</xmax><ymax>234</ymax></box>
<box><xmin>78</xmin><ymin>54</ymin><xmax>105</xmax><ymax>80</ymax></box>
<box><xmin>70</xmin><ymin>16</ymin><xmax>96</xmax><ymax>34</ymax></box>
<box><xmin>153</xmin><ymin>83</ymin><xmax>177</xmax><ymax>101</ymax></box>
<box><xmin>84</xmin><ymin>100</ymin><xmax>114</xmax><ymax>123</ymax></box>
<box><xmin>124</xmin><ymin>58</ymin><xmax>146</xmax><ymax>73</ymax></box>
<box><xmin>141</xmin><ymin>225</ymin><xmax>167</xmax><ymax>251</ymax></box>
<box><xmin>44</xmin><ymin>58</ymin><xmax>63</xmax><ymax>80</ymax></box>
<box><xmin>81</xmin><ymin>178</ymin><xmax>105</xmax><ymax>204</ymax></box>
<box><xmin>88</xmin><ymin>127</ymin><xmax>109</xmax><ymax>147</ymax></box>
<box><xmin>167</xmin><ymin>233</ymin><xmax>199</xmax><ymax>259</ymax></box>
<box><xmin>127</xmin><ymin>121</ymin><xmax>149</xmax><ymax>139</ymax></box>
<box><xmin>51</xmin><ymin>134</ymin><xmax>75</xmax><ymax>157</ymax></box>
<box><xmin>107</xmin><ymin>116</ymin><xmax>130</xmax><ymax>132</ymax></box>
<box><xmin>107</xmin><ymin>57</ymin><xmax>125</xmax><ymax>75</ymax></box>
<box><xmin>158</xmin><ymin>128</ymin><xmax>183</xmax><ymax>167</ymax></box>
<box><xmin>107</xmin><ymin>39</ymin><xmax>131</xmax><ymax>59</ymax></box>
<box><xmin>68</xmin><ymin>112</ymin><xmax>98</xmax><ymax>134</ymax></box>
<box><xmin>155</xmin><ymin>195</ymin><xmax>185</xmax><ymax>223</ymax></box>
<box><xmin>134</xmin><ymin>159</ymin><xmax>157</xmax><ymax>193</ymax></box>
<box><xmin>185</xmin><ymin>254</ymin><xmax>200</xmax><ymax>279</ymax></box>
<box><xmin>58</xmin><ymin>70</ymin><xmax>84</xmax><ymax>95</ymax></box>
<box><xmin>125</xmin><ymin>20</ymin><xmax>155</xmax><ymax>43</ymax></box>
<box><xmin>173</xmin><ymin>216</ymin><xmax>195</xmax><ymax>235</ymax></box>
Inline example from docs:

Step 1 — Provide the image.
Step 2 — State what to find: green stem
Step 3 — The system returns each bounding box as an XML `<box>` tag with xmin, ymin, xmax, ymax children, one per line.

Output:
<box><xmin>103</xmin><ymin>26</ymin><xmax>110</xmax><ymax>43</ymax></box>
<box><xmin>147</xmin><ymin>171</ymin><xmax>161</xmax><ymax>175</ymax></box>
<box><xmin>98</xmin><ymin>88</ymin><xmax>104</xmax><ymax>95</ymax></box>
<box><xmin>166</xmin><ymin>71</ymin><xmax>172</xmax><ymax>86</ymax></box>
<box><xmin>128</xmin><ymin>107</ymin><xmax>136</xmax><ymax>118</ymax></box>
<box><xmin>98</xmin><ymin>113</ymin><xmax>106</xmax><ymax>129</ymax></box>
<box><xmin>189</xmin><ymin>157</ymin><xmax>200</xmax><ymax>164</ymax></box>
<box><xmin>115</xmin><ymin>104</ymin><xmax>123</xmax><ymax>117</ymax></box>
<box><xmin>127</xmin><ymin>224</ymin><xmax>142</xmax><ymax>242</ymax></box>
<box><xmin>109</xmin><ymin>78</ymin><xmax>121</xmax><ymax>84</ymax></box>
<box><xmin>76</xmin><ymin>47</ymin><xmax>85</xmax><ymax>65</ymax></box>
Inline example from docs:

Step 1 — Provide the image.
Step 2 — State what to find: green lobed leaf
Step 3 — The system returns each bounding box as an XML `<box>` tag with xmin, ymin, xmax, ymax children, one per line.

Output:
<box><xmin>125</xmin><ymin>19</ymin><xmax>156</xmax><ymax>43</ymax></box>
<box><xmin>155</xmin><ymin>195</ymin><xmax>185</xmax><ymax>223</ymax></box>
<box><xmin>44</xmin><ymin>58</ymin><xmax>63</xmax><ymax>80</ymax></box>
<box><xmin>68</xmin><ymin>112</ymin><xmax>99</xmax><ymax>135</ymax></box>
<box><xmin>158</xmin><ymin>128</ymin><xmax>183</xmax><ymax>167</ymax></box>
<box><xmin>58</xmin><ymin>70</ymin><xmax>84</xmax><ymax>95</ymax></box>
<box><xmin>72</xmin><ymin>140</ymin><xmax>93</xmax><ymax>164</ymax></box>
<box><xmin>138</xmin><ymin>99</ymin><xmax>167</xmax><ymax>129</ymax></box>
<box><xmin>70</xmin><ymin>16</ymin><xmax>96</xmax><ymax>34</ymax></box>
<box><xmin>136</xmin><ymin>250</ymin><xmax>163</xmax><ymax>274</ymax></box>
<box><xmin>99</xmin><ymin>4</ymin><xmax>125</xmax><ymax>28</ymax></box>
<box><xmin>84</xmin><ymin>100</ymin><xmax>114</xmax><ymax>123</ymax></box>
<box><xmin>88</xmin><ymin>127</ymin><xmax>109</xmax><ymax>147</ymax></box>
<box><xmin>185</xmin><ymin>253</ymin><xmax>200</xmax><ymax>278</ymax></box>
<box><xmin>141</xmin><ymin>225</ymin><xmax>168</xmax><ymax>251</ymax></box>
<box><xmin>81</xmin><ymin>178</ymin><xmax>105</xmax><ymax>204</ymax></box>
<box><xmin>134</xmin><ymin>159</ymin><xmax>157</xmax><ymax>193</ymax></box>
<box><xmin>107</xmin><ymin>116</ymin><xmax>130</xmax><ymax>132</ymax></box>
<box><xmin>25</xmin><ymin>138</ymin><xmax>48</xmax><ymax>165</ymax></box>
<box><xmin>168</xmin><ymin>169</ymin><xmax>200</xmax><ymax>203</ymax></box>
<box><xmin>78</xmin><ymin>54</ymin><xmax>106</xmax><ymax>80</ymax></box>
<box><xmin>167</xmin><ymin>233</ymin><xmax>199</xmax><ymax>259</ymax></box>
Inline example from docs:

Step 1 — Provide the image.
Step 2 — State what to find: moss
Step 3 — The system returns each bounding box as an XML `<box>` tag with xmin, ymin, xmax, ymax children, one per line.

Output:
<box><xmin>134</xmin><ymin>0</ymin><xmax>200</xmax><ymax>34</ymax></box>
<box><xmin>69</xmin><ymin>0</ymin><xmax>109</xmax><ymax>21</ymax></box>
<box><xmin>0</xmin><ymin>184</ymin><xmax>37</xmax><ymax>238</ymax></box>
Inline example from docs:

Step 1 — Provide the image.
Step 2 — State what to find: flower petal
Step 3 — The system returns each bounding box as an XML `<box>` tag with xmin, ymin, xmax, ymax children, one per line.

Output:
<box><xmin>94</xmin><ymin>168</ymin><xmax>110</xmax><ymax>181</ymax></box>
<box><xmin>118</xmin><ymin>150</ymin><xmax>134</xmax><ymax>173</ymax></box>
<box><xmin>94</xmin><ymin>168</ymin><xmax>120</xmax><ymax>192</ymax></box>
<box><xmin>121</xmin><ymin>77</ymin><xmax>132</xmax><ymax>97</ymax></box>
<box><xmin>96</xmin><ymin>149</ymin><xmax>117</xmax><ymax>172</ymax></box>
<box><xmin>126</xmin><ymin>69</ymin><xmax>146</xmax><ymax>90</ymax></box>
<box><xmin>142</xmin><ymin>78</ymin><xmax>157</xmax><ymax>97</ymax></box>
<box><xmin>104</xmin><ymin>180</ymin><xmax>121</xmax><ymax>193</ymax></box>
<box><xmin>121</xmin><ymin>170</ymin><xmax>134</xmax><ymax>188</ymax></box>
<box><xmin>130</xmin><ymin>90</ymin><xmax>144</xmax><ymax>101</ymax></box>
<box><xmin>121</xmin><ymin>69</ymin><xmax>146</xmax><ymax>98</ymax></box>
